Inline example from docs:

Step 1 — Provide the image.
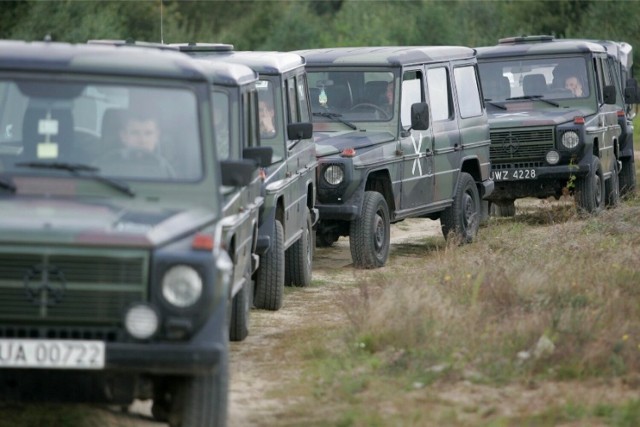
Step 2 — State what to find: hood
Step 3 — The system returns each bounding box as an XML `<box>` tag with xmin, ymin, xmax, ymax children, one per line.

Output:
<box><xmin>314</xmin><ymin>130</ymin><xmax>395</xmax><ymax>157</ymax></box>
<box><xmin>0</xmin><ymin>197</ymin><xmax>217</xmax><ymax>248</ymax></box>
<box><xmin>486</xmin><ymin>104</ymin><xmax>595</xmax><ymax>128</ymax></box>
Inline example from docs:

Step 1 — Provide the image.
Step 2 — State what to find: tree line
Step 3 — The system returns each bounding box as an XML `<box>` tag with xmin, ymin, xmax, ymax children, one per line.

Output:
<box><xmin>1</xmin><ymin>1</ymin><xmax>639</xmax><ymax>73</ymax></box>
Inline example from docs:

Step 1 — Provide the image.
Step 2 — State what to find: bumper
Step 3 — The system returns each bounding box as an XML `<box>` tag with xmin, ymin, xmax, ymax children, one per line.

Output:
<box><xmin>106</xmin><ymin>340</ymin><xmax>224</xmax><ymax>375</ymax></box>
<box><xmin>317</xmin><ymin>203</ymin><xmax>359</xmax><ymax>221</ymax></box>
<box><xmin>488</xmin><ymin>163</ymin><xmax>590</xmax><ymax>200</ymax></box>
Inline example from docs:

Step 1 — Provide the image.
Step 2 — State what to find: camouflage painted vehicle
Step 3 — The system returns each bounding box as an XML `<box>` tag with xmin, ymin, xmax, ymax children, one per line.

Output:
<box><xmin>294</xmin><ymin>47</ymin><xmax>493</xmax><ymax>269</ymax></box>
<box><xmin>176</xmin><ymin>44</ymin><xmax>317</xmax><ymax>311</ymax></box>
<box><xmin>203</xmin><ymin>60</ymin><xmax>273</xmax><ymax>342</ymax></box>
<box><xmin>0</xmin><ymin>40</ymin><xmax>259</xmax><ymax>427</ymax></box>
<box><xmin>476</xmin><ymin>36</ymin><xmax>638</xmax><ymax>215</ymax></box>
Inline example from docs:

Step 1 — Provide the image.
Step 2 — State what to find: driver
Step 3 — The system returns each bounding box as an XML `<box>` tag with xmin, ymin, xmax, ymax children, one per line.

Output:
<box><xmin>96</xmin><ymin>111</ymin><xmax>175</xmax><ymax>178</ymax></box>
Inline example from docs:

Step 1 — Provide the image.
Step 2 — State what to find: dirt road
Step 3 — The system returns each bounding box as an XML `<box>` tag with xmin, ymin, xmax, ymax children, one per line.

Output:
<box><xmin>105</xmin><ymin>217</ymin><xmax>443</xmax><ymax>426</ymax></box>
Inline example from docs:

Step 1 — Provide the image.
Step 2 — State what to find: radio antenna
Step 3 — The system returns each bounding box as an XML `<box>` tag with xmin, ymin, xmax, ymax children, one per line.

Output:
<box><xmin>160</xmin><ymin>0</ymin><xmax>164</xmax><ymax>44</ymax></box>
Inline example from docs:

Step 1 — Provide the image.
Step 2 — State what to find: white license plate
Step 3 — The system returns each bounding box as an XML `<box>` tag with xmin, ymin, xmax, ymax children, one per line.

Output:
<box><xmin>0</xmin><ymin>339</ymin><xmax>105</xmax><ymax>369</ymax></box>
<box><xmin>491</xmin><ymin>169</ymin><xmax>537</xmax><ymax>181</ymax></box>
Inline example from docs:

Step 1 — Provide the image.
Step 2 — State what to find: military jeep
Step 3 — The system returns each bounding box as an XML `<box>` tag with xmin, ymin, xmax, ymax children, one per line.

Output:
<box><xmin>295</xmin><ymin>46</ymin><xmax>494</xmax><ymax>269</ymax></box>
<box><xmin>176</xmin><ymin>44</ymin><xmax>318</xmax><ymax>311</ymax></box>
<box><xmin>477</xmin><ymin>36</ymin><xmax>638</xmax><ymax>215</ymax></box>
<box><xmin>0</xmin><ymin>40</ymin><xmax>256</xmax><ymax>427</ymax></box>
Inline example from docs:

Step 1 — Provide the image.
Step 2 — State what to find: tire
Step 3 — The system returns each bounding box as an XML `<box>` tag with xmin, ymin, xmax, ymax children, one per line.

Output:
<box><xmin>285</xmin><ymin>208</ymin><xmax>313</xmax><ymax>287</ymax></box>
<box><xmin>619</xmin><ymin>156</ymin><xmax>636</xmax><ymax>197</ymax></box>
<box><xmin>441</xmin><ymin>172</ymin><xmax>481</xmax><ymax>244</ymax></box>
<box><xmin>253</xmin><ymin>220</ymin><xmax>284</xmax><ymax>310</ymax></box>
<box><xmin>167</xmin><ymin>353</ymin><xmax>229</xmax><ymax>427</ymax></box>
<box><xmin>605</xmin><ymin>159</ymin><xmax>620</xmax><ymax>208</ymax></box>
<box><xmin>316</xmin><ymin>231</ymin><xmax>338</xmax><ymax>247</ymax></box>
<box><xmin>229</xmin><ymin>277</ymin><xmax>252</xmax><ymax>342</ymax></box>
<box><xmin>349</xmin><ymin>191</ymin><xmax>390</xmax><ymax>269</ymax></box>
<box><xmin>489</xmin><ymin>199</ymin><xmax>516</xmax><ymax>217</ymax></box>
<box><xmin>575</xmin><ymin>156</ymin><xmax>604</xmax><ymax>214</ymax></box>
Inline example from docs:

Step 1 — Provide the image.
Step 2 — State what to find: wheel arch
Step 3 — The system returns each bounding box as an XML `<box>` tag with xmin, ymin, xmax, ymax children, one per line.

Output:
<box><xmin>364</xmin><ymin>169</ymin><xmax>395</xmax><ymax>214</ymax></box>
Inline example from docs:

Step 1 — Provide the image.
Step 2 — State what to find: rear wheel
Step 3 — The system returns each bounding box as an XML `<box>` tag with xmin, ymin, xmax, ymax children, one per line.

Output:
<box><xmin>605</xmin><ymin>159</ymin><xmax>620</xmax><ymax>208</ymax></box>
<box><xmin>254</xmin><ymin>220</ymin><xmax>284</xmax><ymax>310</ymax></box>
<box><xmin>349</xmin><ymin>191</ymin><xmax>390</xmax><ymax>269</ymax></box>
<box><xmin>619</xmin><ymin>156</ymin><xmax>636</xmax><ymax>197</ymax></box>
<box><xmin>489</xmin><ymin>199</ymin><xmax>516</xmax><ymax>217</ymax></box>
<box><xmin>229</xmin><ymin>277</ymin><xmax>252</xmax><ymax>341</ymax></box>
<box><xmin>441</xmin><ymin>172</ymin><xmax>480</xmax><ymax>243</ymax></box>
<box><xmin>575</xmin><ymin>156</ymin><xmax>604</xmax><ymax>214</ymax></box>
<box><xmin>285</xmin><ymin>208</ymin><xmax>313</xmax><ymax>287</ymax></box>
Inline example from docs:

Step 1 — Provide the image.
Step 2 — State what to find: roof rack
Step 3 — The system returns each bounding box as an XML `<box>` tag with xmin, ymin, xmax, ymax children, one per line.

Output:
<box><xmin>170</xmin><ymin>42</ymin><xmax>235</xmax><ymax>53</ymax></box>
<box><xmin>498</xmin><ymin>35</ymin><xmax>555</xmax><ymax>45</ymax></box>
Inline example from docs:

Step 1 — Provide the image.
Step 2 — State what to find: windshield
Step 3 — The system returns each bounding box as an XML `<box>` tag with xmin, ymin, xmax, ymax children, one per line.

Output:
<box><xmin>307</xmin><ymin>70</ymin><xmax>396</xmax><ymax>122</ymax></box>
<box><xmin>0</xmin><ymin>78</ymin><xmax>203</xmax><ymax>182</ymax></box>
<box><xmin>478</xmin><ymin>56</ymin><xmax>590</xmax><ymax>102</ymax></box>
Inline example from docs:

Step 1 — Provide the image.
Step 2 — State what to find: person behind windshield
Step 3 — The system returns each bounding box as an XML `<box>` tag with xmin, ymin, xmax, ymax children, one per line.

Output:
<box><xmin>96</xmin><ymin>111</ymin><xmax>175</xmax><ymax>178</ymax></box>
<box><xmin>380</xmin><ymin>81</ymin><xmax>394</xmax><ymax>115</ymax></box>
<box><xmin>259</xmin><ymin>99</ymin><xmax>276</xmax><ymax>138</ymax></box>
<box><xmin>564</xmin><ymin>75</ymin><xmax>584</xmax><ymax>97</ymax></box>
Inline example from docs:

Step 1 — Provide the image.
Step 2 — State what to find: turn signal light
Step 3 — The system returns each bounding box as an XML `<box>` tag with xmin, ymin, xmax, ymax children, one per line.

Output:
<box><xmin>617</xmin><ymin>110</ymin><xmax>626</xmax><ymax>117</ymax></box>
<box><xmin>191</xmin><ymin>233</ymin><xmax>214</xmax><ymax>251</ymax></box>
<box><xmin>573</xmin><ymin>116</ymin><xmax>585</xmax><ymax>125</ymax></box>
<box><xmin>341</xmin><ymin>148</ymin><xmax>356</xmax><ymax>157</ymax></box>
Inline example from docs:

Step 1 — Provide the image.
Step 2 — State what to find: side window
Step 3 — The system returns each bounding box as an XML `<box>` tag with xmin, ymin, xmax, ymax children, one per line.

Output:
<box><xmin>286</xmin><ymin>76</ymin><xmax>299</xmax><ymax>123</ymax></box>
<box><xmin>401</xmin><ymin>70</ymin><xmax>423</xmax><ymax>128</ymax></box>
<box><xmin>454</xmin><ymin>65</ymin><xmax>483</xmax><ymax>118</ymax></box>
<box><xmin>297</xmin><ymin>75</ymin><xmax>311</xmax><ymax>123</ymax></box>
<box><xmin>213</xmin><ymin>90</ymin><xmax>231</xmax><ymax>160</ymax></box>
<box><xmin>426</xmin><ymin>67</ymin><xmax>452</xmax><ymax>121</ymax></box>
<box><xmin>246</xmin><ymin>90</ymin><xmax>260</xmax><ymax>148</ymax></box>
<box><xmin>593</xmin><ymin>58</ymin><xmax>604</xmax><ymax>102</ymax></box>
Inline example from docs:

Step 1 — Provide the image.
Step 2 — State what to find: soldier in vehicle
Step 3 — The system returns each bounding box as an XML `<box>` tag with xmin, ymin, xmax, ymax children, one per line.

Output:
<box><xmin>565</xmin><ymin>75</ymin><xmax>584</xmax><ymax>97</ymax></box>
<box><xmin>259</xmin><ymin>99</ymin><xmax>276</xmax><ymax>138</ymax></box>
<box><xmin>98</xmin><ymin>111</ymin><xmax>175</xmax><ymax>177</ymax></box>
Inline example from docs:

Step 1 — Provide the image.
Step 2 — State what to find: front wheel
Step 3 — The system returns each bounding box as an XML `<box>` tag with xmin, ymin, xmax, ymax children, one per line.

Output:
<box><xmin>229</xmin><ymin>277</ymin><xmax>252</xmax><ymax>341</ymax></box>
<box><xmin>489</xmin><ymin>199</ymin><xmax>516</xmax><ymax>217</ymax></box>
<box><xmin>254</xmin><ymin>220</ymin><xmax>284</xmax><ymax>310</ymax></box>
<box><xmin>441</xmin><ymin>172</ymin><xmax>481</xmax><ymax>244</ymax></box>
<box><xmin>605</xmin><ymin>159</ymin><xmax>620</xmax><ymax>208</ymax></box>
<box><xmin>285</xmin><ymin>208</ymin><xmax>313</xmax><ymax>287</ymax></box>
<box><xmin>575</xmin><ymin>156</ymin><xmax>604</xmax><ymax>214</ymax></box>
<box><xmin>349</xmin><ymin>191</ymin><xmax>390</xmax><ymax>269</ymax></box>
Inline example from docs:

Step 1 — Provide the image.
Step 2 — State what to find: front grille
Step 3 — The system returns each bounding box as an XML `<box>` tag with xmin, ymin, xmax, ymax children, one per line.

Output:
<box><xmin>490</xmin><ymin>128</ymin><xmax>554</xmax><ymax>162</ymax></box>
<box><xmin>0</xmin><ymin>325</ymin><xmax>121</xmax><ymax>341</ymax></box>
<box><xmin>0</xmin><ymin>247</ymin><xmax>148</xmax><ymax>325</ymax></box>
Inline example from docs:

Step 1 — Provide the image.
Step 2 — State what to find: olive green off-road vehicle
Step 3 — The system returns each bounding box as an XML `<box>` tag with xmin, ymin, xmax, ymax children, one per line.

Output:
<box><xmin>477</xmin><ymin>36</ymin><xmax>639</xmax><ymax>215</ymax></box>
<box><xmin>0</xmin><ymin>40</ymin><xmax>258</xmax><ymax>427</ymax></box>
<box><xmin>294</xmin><ymin>46</ymin><xmax>493</xmax><ymax>269</ymax></box>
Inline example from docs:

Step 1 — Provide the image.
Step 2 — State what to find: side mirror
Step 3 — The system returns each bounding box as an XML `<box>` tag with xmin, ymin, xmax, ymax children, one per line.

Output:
<box><xmin>287</xmin><ymin>122</ymin><xmax>313</xmax><ymax>141</ymax></box>
<box><xmin>603</xmin><ymin>85</ymin><xmax>617</xmax><ymax>105</ymax></box>
<box><xmin>243</xmin><ymin>146</ymin><xmax>273</xmax><ymax>167</ymax></box>
<box><xmin>410</xmin><ymin>102</ymin><xmax>430</xmax><ymax>130</ymax></box>
<box><xmin>220</xmin><ymin>159</ymin><xmax>258</xmax><ymax>187</ymax></box>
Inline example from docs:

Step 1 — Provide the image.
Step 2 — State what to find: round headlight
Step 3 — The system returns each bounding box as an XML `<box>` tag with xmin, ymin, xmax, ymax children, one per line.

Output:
<box><xmin>324</xmin><ymin>165</ymin><xmax>344</xmax><ymax>186</ymax></box>
<box><xmin>561</xmin><ymin>131</ymin><xmax>580</xmax><ymax>149</ymax></box>
<box><xmin>125</xmin><ymin>304</ymin><xmax>159</xmax><ymax>339</ymax></box>
<box><xmin>162</xmin><ymin>265</ymin><xmax>203</xmax><ymax>308</ymax></box>
<box><xmin>546</xmin><ymin>150</ymin><xmax>560</xmax><ymax>165</ymax></box>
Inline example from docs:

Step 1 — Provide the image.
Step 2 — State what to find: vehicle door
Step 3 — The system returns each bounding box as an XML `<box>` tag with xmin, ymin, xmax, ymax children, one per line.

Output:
<box><xmin>399</xmin><ymin>67</ymin><xmax>434</xmax><ymax>211</ymax></box>
<box><xmin>426</xmin><ymin>64</ymin><xmax>461</xmax><ymax>203</ymax></box>
<box><xmin>283</xmin><ymin>72</ymin><xmax>312</xmax><ymax>247</ymax></box>
<box><xmin>595</xmin><ymin>55</ymin><xmax>621</xmax><ymax>173</ymax></box>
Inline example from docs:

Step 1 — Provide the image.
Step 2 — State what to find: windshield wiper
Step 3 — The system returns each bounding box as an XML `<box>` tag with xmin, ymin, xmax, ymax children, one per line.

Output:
<box><xmin>506</xmin><ymin>95</ymin><xmax>560</xmax><ymax>107</ymax></box>
<box><xmin>0</xmin><ymin>177</ymin><xmax>16</xmax><ymax>193</ymax></box>
<box><xmin>15</xmin><ymin>161</ymin><xmax>135</xmax><ymax>197</ymax></box>
<box><xmin>483</xmin><ymin>99</ymin><xmax>507</xmax><ymax>110</ymax></box>
<box><xmin>313</xmin><ymin>112</ymin><xmax>358</xmax><ymax>130</ymax></box>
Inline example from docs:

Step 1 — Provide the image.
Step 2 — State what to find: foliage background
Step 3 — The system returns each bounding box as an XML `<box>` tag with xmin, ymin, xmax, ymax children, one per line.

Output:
<box><xmin>1</xmin><ymin>0</ymin><xmax>639</xmax><ymax>73</ymax></box>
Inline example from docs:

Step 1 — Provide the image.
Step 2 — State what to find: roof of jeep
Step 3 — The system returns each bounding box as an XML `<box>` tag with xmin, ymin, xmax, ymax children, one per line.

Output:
<box><xmin>172</xmin><ymin>43</ymin><xmax>306</xmax><ymax>75</ymax></box>
<box><xmin>0</xmin><ymin>40</ymin><xmax>209</xmax><ymax>81</ymax></box>
<box><xmin>191</xmin><ymin>58</ymin><xmax>258</xmax><ymax>87</ymax></box>
<box><xmin>476</xmin><ymin>36</ymin><xmax>607</xmax><ymax>59</ymax></box>
<box><xmin>294</xmin><ymin>46</ymin><xmax>476</xmax><ymax>67</ymax></box>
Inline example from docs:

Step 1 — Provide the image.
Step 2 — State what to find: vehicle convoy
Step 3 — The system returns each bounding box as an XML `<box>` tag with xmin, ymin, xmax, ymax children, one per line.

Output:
<box><xmin>0</xmin><ymin>40</ymin><xmax>258</xmax><ymax>427</ymax></box>
<box><xmin>294</xmin><ymin>46</ymin><xmax>493</xmax><ymax>269</ymax></box>
<box><xmin>176</xmin><ymin>44</ymin><xmax>318</xmax><ymax>311</ymax></box>
<box><xmin>476</xmin><ymin>36</ymin><xmax>639</xmax><ymax>216</ymax></box>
